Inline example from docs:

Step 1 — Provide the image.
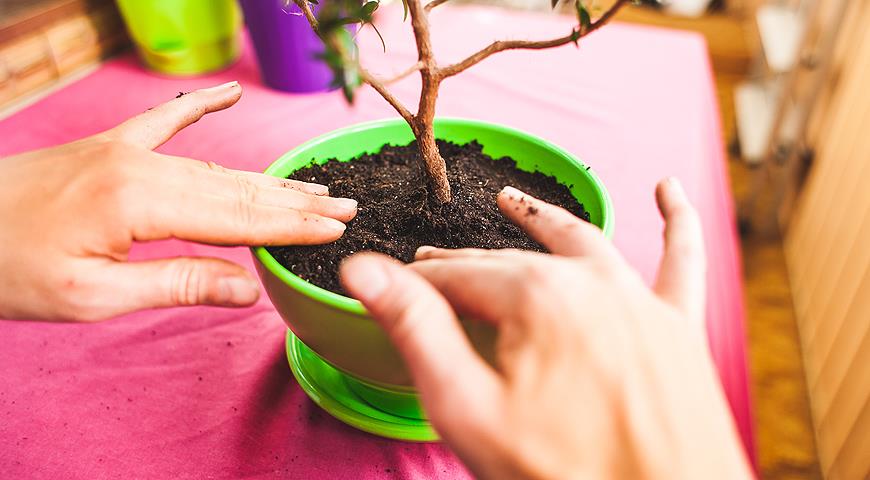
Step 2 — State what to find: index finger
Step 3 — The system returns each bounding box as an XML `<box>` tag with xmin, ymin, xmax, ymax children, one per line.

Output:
<box><xmin>498</xmin><ymin>186</ymin><xmax>619</xmax><ymax>260</ymax></box>
<box><xmin>131</xmin><ymin>186</ymin><xmax>348</xmax><ymax>246</ymax></box>
<box><xmin>105</xmin><ymin>81</ymin><xmax>242</xmax><ymax>150</ymax></box>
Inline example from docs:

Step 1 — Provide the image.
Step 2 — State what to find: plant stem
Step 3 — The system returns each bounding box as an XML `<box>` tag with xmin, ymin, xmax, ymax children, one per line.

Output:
<box><xmin>407</xmin><ymin>0</ymin><xmax>451</xmax><ymax>203</ymax></box>
<box><xmin>293</xmin><ymin>0</ymin><xmax>630</xmax><ymax>206</ymax></box>
<box><xmin>437</xmin><ymin>0</ymin><xmax>630</xmax><ymax>78</ymax></box>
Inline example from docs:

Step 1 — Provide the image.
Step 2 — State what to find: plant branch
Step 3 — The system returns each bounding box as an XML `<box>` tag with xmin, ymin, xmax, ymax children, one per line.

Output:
<box><xmin>294</xmin><ymin>0</ymin><xmax>319</xmax><ymax>32</ymax></box>
<box><xmin>360</xmin><ymin>70</ymin><xmax>415</xmax><ymax>123</ymax></box>
<box><xmin>585</xmin><ymin>0</ymin><xmax>628</xmax><ymax>34</ymax></box>
<box><xmin>424</xmin><ymin>0</ymin><xmax>450</xmax><ymax>12</ymax></box>
<box><xmin>407</xmin><ymin>0</ymin><xmax>436</xmax><ymax>67</ymax></box>
<box><xmin>437</xmin><ymin>0</ymin><xmax>629</xmax><ymax>78</ymax></box>
<box><xmin>293</xmin><ymin>0</ymin><xmax>414</xmax><ymax>123</ymax></box>
<box><xmin>381</xmin><ymin>61</ymin><xmax>424</xmax><ymax>84</ymax></box>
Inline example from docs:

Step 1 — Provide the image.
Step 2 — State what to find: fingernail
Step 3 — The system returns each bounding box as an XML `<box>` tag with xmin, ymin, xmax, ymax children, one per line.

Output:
<box><xmin>335</xmin><ymin>197</ymin><xmax>358</xmax><ymax>210</ymax></box>
<box><xmin>341</xmin><ymin>255</ymin><xmax>391</xmax><ymax>303</ymax></box>
<box><xmin>501</xmin><ymin>186</ymin><xmax>524</xmax><ymax>200</ymax></box>
<box><xmin>204</xmin><ymin>81</ymin><xmax>240</xmax><ymax>93</ymax></box>
<box><xmin>415</xmin><ymin>245</ymin><xmax>437</xmax><ymax>258</ymax></box>
<box><xmin>218</xmin><ymin>276</ymin><xmax>259</xmax><ymax>306</ymax></box>
<box><xmin>666</xmin><ymin>177</ymin><xmax>687</xmax><ymax>199</ymax></box>
<box><xmin>322</xmin><ymin>217</ymin><xmax>347</xmax><ymax>233</ymax></box>
<box><xmin>309</xmin><ymin>184</ymin><xmax>329</xmax><ymax>196</ymax></box>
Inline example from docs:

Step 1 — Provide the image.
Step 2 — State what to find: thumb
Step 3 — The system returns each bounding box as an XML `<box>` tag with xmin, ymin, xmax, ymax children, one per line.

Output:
<box><xmin>339</xmin><ymin>253</ymin><xmax>501</xmax><ymax>426</ymax></box>
<box><xmin>101</xmin><ymin>257</ymin><xmax>260</xmax><ymax>314</ymax></box>
<box><xmin>653</xmin><ymin>177</ymin><xmax>706</xmax><ymax>323</ymax></box>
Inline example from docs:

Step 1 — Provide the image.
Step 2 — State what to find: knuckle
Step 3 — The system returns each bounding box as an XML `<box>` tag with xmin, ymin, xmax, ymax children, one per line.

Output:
<box><xmin>182</xmin><ymin>98</ymin><xmax>208</xmax><ymax>122</ymax></box>
<box><xmin>96</xmin><ymin>137</ymin><xmax>132</xmax><ymax>159</ymax></box>
<box><xmin>232</xmin><ymin>178</ymin><xmax>259</xmax><ymax>231</ymax></box>
<box><xmin>91</xmin><ymin>144</ymin><xmax>140</xmax><ymax>204</ymax></box>
<box><xmin>170</xmin><ymin>260</ymin><xmax>202</xmax><ymax>306</ymax></box>
<box><xmin>54</xmin><ymin>273</ymin><xmax>106</xmax><ymax>322</ymax></box>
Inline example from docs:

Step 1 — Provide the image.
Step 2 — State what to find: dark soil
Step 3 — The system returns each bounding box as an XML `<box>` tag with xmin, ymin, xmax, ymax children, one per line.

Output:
<box><xmin>267</xmin><ymin>140</ymin><xmax>589</xmax><ymax>295</ymax></box>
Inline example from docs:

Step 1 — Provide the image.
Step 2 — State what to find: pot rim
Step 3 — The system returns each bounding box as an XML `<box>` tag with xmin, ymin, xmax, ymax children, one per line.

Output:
<box><xmin>251</xmin><ymin>117</ymin><xmax>615</xmax><ymax>315</ymax></box>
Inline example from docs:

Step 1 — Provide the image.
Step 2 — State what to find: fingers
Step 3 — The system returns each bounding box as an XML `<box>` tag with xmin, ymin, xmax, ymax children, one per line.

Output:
<box><xmin>106</xmin><ymin>81</ymin><xmax>242</xmax><ymax>150</ymax></box>
<box><xmin>225</xmin><ymin>169</ymin><xmax>329</xmax><ymax>196</ymax></box>
<box><xmin>415</xmin><ymin>245</ymin><xmax>524</xmax><ymax>261</ymax></box>
<box><xmin>134</xmin><ymin>191</ymin><xmax>348</xmax><ymax>246</ymax></box>
<box><xmin>183</xmin><ymin>158</ymin><xmax>329</xmax><ymax>196</ymax></box>
<box><xmin>653</xmin><ymin>177</ymin><xmax>706</xmax><ymax>321</ymax></box>
<box><xmin>81</xmin><ymin>257</ymin><xmax>260</xmax><ymax>320</ymax></box>
<box><xmin>125</xmin><ymin>154</ymin><xmax>355</xmax><ymax>245</ymax></box>
<box><xmin>340</xmin><ymin>254</ymin><xmax>501</xmax><ymax>418</ymax></box>
<box><xmin>498</xmin><ymin>186</ymin><xmax>618</xmax><ymax>259</ymax></box>
<box><xmin>408</xmin><ymin>257</ymin><xmax>525</xmax><ymax>322</ymax></box>
<box><xmin>151</xmin><ymin>155</ymin><xmax>353</xmax><ymax>220</ymax></box>
<box><xmin>183</xmin><ymin>166</ymin><xmax>356</xmax><ymax>222</ymax></box>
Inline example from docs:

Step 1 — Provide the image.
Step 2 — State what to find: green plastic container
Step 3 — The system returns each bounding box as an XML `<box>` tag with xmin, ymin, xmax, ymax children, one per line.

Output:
<box><xmin>253</xmin><ymin>118</ymin><xmax>615</xmax><ymax>441</ymax></box>
<box><xmin>116</xmin><ymin>0</ymin><xmax>241</xmax><ymax>76</ymax></box>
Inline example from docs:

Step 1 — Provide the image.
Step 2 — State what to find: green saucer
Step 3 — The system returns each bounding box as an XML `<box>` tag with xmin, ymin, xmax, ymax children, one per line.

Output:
<box><xmin>285</xmin><ymin>331</ymin><xmax>439</xmax><ymax>442</ymax></box>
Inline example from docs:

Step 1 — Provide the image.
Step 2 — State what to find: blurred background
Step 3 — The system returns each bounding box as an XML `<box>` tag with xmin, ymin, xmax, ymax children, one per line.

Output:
<box><xmin>2</xmin><ymin>0</ymin><xmax>868</xmax><ymax>478</ymax></box>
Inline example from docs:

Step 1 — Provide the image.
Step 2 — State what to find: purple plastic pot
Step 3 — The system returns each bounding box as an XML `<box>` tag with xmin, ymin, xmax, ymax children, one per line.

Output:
<box><xmin>240</xmin><ymin>0</ymin><xmax>343</xmax><ymax>93</ymax></box>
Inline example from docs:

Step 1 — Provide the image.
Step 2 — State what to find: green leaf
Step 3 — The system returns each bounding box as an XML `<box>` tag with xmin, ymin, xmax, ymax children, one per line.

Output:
<box><xmin>402</xmin><ymin>0</ymin><xmax>409</xmax><ymax>21</ymax></box>
<box><xmin>342</xmin><ymin>66</ymin><xmax>360</xmax><ymax>102</ymax></box>
<box><xmin>575</xmin><ymin>1</ymin><xmax>591</xmax><ymax>31</ymax></box>
<box><xmin>336</xmin><ymin>29</ymin><xmax>361</xmax><ymax>102</ymax></box>
<box><xmin>309</xmin><ymin>0</ymin><xmax>318</xmax><ymax>4</ymax></box>
<box><xmin>361</xmin><ymin>1</ymin><xmax>379</xmax><ymax>18</ymax></box>
<box><xmin>314</xmin><ymin>27</ymin><xmax>362</xmax><ymax>103</ymax></box>
<box><xmin>570</xmin><ymin>27</ymin><xmax>580</xmax><ymax>46</ymax></box>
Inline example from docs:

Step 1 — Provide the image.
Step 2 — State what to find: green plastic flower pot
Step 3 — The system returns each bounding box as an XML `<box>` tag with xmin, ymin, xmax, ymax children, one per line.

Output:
<box><xmin>253</xmin><ymin>118</ymin><xmax>615</xmax><ymax>441</ymax></box>
<box><xmin>115</xmin><ymin>0</ymin><xmax>241</xmax><ymax>76</ymax></box>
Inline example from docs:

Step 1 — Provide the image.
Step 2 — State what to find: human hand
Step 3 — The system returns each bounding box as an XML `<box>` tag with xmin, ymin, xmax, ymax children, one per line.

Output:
<box><xmin>0</xmin><ymin>82</ymin><xmax>357</xmax><ymax>322</ymax></box>
<box><xmin>340</xmin><ymin>179</ymin><xmax>751</xmax><ymax>479</ymax></box>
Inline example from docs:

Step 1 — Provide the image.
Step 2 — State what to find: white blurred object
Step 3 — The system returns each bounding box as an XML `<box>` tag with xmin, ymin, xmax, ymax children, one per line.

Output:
<box><xmin>663</xmin><ymin>0</ymin><xmax>712</xmax><ymax>18</ymax></box>
<box><xmin>735</xmin><ymin>82</ymin><xmax>775</xmax><ymax>165</ymax></box>
<box><xmin>757</xmin><ymin>4</ymin><xmax>806</xmax><ymax>73</ymax></box>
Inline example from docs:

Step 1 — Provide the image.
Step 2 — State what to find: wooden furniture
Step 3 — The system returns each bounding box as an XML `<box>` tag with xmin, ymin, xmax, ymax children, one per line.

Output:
<box><xmin>733</xmin><ymin>0</ymin><xmax>850</xmax><ymax>234</ymax></box>
<box><xmin>784</xmin><ymin>0</ymin><xmax>870</xmax><ymax>477</ymax></box>
<box><xmin>0</xmin><ymin>0</ymin><xmax>128</xmax><ymax>113</ymax></box>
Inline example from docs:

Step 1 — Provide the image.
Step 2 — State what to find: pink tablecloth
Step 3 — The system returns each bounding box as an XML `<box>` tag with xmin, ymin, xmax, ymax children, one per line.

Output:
<box><xmin>0</xmin><ymin>5</ymin><xmax>754</xmax><ymax>478</ymax></box>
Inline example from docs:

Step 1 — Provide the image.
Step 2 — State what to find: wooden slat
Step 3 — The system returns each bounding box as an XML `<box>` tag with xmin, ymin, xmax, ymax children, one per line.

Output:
<box><xmin>788</xmin><ymin>1</ymin><xmax>869</xmax><ymax>328</ymax></box>
<box><xmin>807</xmin><ymin>114</ymin><xmax>870</xmax><ymax>387</ymax></box>
<box><xmin>827</xmin><ymin>397</ymin><xmax>870</xmax><ymax>480</ymax></box>
<box><xmin>784</xmin><ymin>0</ymin><xmax>867</xmax><ymax>303</ymax></box>
<box><xmin>785</xmin><ymin>1</ymin><xmax>870</xmax><ymax>478</ymax></box>
<box><xmin>800</xmin><ymin>49</ymin><xmax>870</xmax><ymax>348</ymax></box>
<box><xmin>816</xmin><ymin>316</ymin><xmax>870</xmax><ymax>475</ymax></box>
